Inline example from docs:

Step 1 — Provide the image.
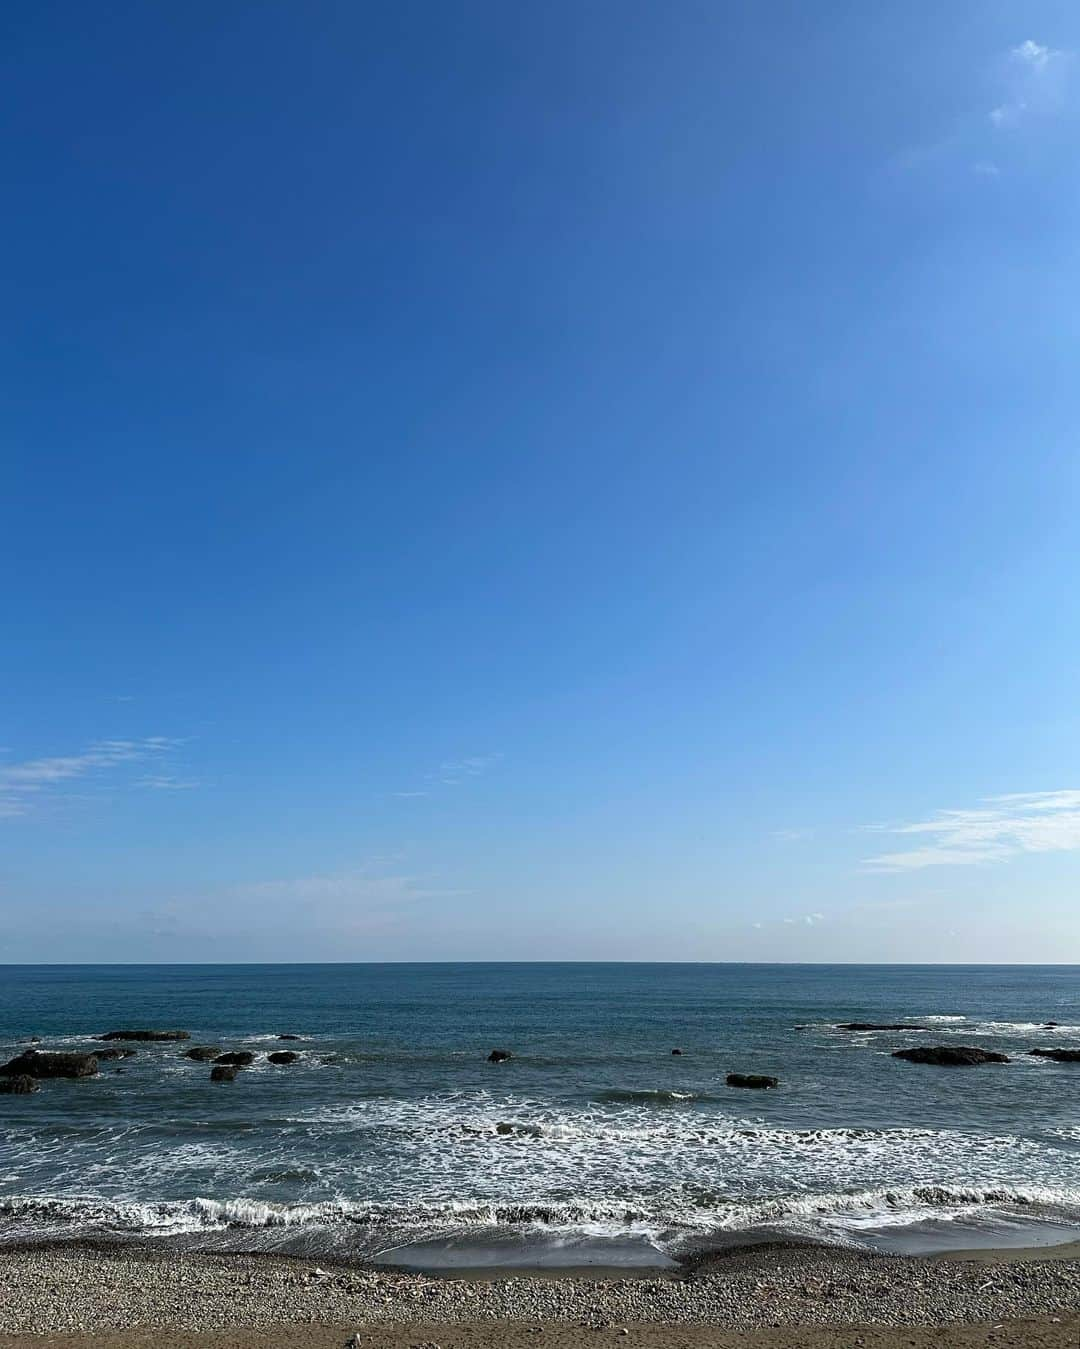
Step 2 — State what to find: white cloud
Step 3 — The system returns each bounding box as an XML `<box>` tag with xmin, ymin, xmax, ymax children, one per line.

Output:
<box><xmin>430</xmin><ymin>753</ymin><xmax>502</xmax><ymax>786</ymax></box>
<box><xmin>0</xmin><ymin>737</ymin><xmax>185</xmax><ymax>817</ymax></box>
<box><xmin>773</xmin><ymin>827</ymin><xmax>814</xmax><ymax>843</ymax></box>
<box><xmin>1013</xmin><ymin>39</ymin><xmax>1054</xmax><ymax>70</ymax></box>
<box><xmin>863</xmin><ymin>789</ymin><xmax>1080</xmax><ymax>871</ymax></box>
<box><xmin>989</xmin><ymin>102</ymin><xmax>1024</xmax><ymax>127</ymax></box>
<box><xmin>136</xmin><ymin>774</ymin><xmax>198</xmax><ymax>791</ymax></box>
<box><xmin>990</xmin><ymin>38</ymin><xmax>1069</xmax><ymax>128</ymax></box>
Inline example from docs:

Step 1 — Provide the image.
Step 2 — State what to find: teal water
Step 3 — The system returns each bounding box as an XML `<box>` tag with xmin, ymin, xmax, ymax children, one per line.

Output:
<box><xmin>1</xmin><ymin>963</ymin><xmax>1078</xmax><ymax>1267</ymax></box>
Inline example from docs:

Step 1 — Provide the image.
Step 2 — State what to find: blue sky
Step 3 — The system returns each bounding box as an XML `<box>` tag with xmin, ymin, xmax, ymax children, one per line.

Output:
<box><xmin>4</xmin><ymin>1</ymin><xmax>1080</xmax><ymax>962</ymax></box>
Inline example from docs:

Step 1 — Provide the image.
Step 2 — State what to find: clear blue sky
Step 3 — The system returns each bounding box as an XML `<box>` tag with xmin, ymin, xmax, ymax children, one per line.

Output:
<box><xmin>4</xmin><ymin>1</ymin><xmax>1079</xmax><ymax>962</ymax></box>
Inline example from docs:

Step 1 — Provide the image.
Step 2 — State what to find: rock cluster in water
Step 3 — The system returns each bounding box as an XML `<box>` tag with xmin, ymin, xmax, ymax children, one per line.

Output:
<box><xmin>1028</xmin><ymin>1047</ymin><xmax>1080</xmax><ymax>1062</ymax></box>
<box><xmin>0</xmin><ymin>1074</ymin><xmax>40</xmax><ymax>1094</ymax></box>
<box><xmin>726</xmin><ymin>1073</ymin><xmax>779</xmax><ymax>1089</ymax></box>
<box><xmin>0</xmin><ymin>1050</ymin><xmax>99</xmax><ymax>1079</ymax></box>
<box><xmin>96</xmin><ymin>1030</ymin><xmax>190</xmax><ymax>1042</ymax></box>
<box><xmin>892</xmin><ymin>1046</ymin><xmax>1010</xmax><ymax>1066</ymax></box>
<box><xmin>837</xmin><ymin>1022</ymin><xmax>928</xmax><ymax>1031</ymax></box>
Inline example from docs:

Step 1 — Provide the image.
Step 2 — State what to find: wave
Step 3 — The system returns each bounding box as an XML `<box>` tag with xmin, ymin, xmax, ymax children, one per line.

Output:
<box><xmin>592</xmin><ymin>1089</ymin><xmax>721</xmax><ymax>1106</ymax></box>
<box><xmin>3</xmin><ymin>1182</ymin><xmax>1080</xmax><ymax>1245</ymax></box>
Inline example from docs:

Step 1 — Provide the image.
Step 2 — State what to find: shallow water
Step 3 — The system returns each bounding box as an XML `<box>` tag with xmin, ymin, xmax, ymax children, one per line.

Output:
<box><xmin>1</xmin><ymin>963</ymin><xmax>1078</xmax><ymax>1266</ymax></box>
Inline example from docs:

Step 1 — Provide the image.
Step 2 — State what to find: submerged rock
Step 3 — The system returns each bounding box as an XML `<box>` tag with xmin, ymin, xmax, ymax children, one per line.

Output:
<box><xmin>92</xmin><ymin>1047</ymin><xmax>136</xmax><ymax>1061</ymax></box>
<box><xmin>487</xmin><ymin>1049</ymin><xmax>513</xmax><ymax>1063</ymax></box>
<box><xmin>671</xmin><ymin>1048</ymin><xmax>684</xmax><ymax>1055</ymax></box>
<box><xmin>0</xmin><ymin>1075</ymin><xmax>40</xmax><ymax>1094</ymax></box>
<box><xmin>268</xmin><ymin>1051</ymin><xmax>299</xmax><ymax>1064</ymax></box>
<box><xmin>892</xmin><ymin>1046</ymin><xmax>1009</xmax><ymax>1066</ymax></box>
<box><xmin>184</xmin><ymin>1046</ymin><xmax>221</xmax><ymax>1062</ymax></box>
<box><xmin>97</xmin><ymin>1029</ymin><xmax>190</xmax><ymax>1042</ymax></box>
<box><xmin>210</xmin><ymin>1065</ymin><xmax>239</xmax><ymax>1082</ymax></box>
<box><xmin>1029</xmin><ymin>1048</ymin><xmax>1080</xmax><ymax>1062</ymax></box>
<box><xmin>277</xmin><ymin>1034</ymin><xmax>302</xmax><ymax>1041</ymax></box>
<box><xmin>837</xmin><ymin>1022</ymin><xmax>928</xmax><ymax>1032</ymax></box>
<box><xmin>0</xmin><ymin>1050</ymin><xmax>99</xmax><ymax>1079</ymax></box>
<box><xmin>726</xmin><ymin>1073</ymin><xmax>779</xmax><ymax>1089</ymax></box>
<box><xmin>214</xmin><ymin>1051</ymin><xmax>256</xmax><ymax>1066</ymax></box>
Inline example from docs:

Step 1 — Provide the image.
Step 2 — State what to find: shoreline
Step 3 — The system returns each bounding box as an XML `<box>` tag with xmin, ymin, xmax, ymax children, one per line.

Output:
<box><xmin>0</xmin><ymin>1239</ymin><xmax>1077</xmax><ymax>1340</ymax></box>
<box><xmin>6</xmin><ymin>1227</ymin><xmax>1080</xmax><ymax>1276</ymax></box>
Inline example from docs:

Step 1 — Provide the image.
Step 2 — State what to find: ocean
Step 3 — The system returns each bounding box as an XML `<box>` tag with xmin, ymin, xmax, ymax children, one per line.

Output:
<box><xmin>1</xmin><ymin>963</ymin><xmax>1078</xmax><ymax>1269</ymax></box>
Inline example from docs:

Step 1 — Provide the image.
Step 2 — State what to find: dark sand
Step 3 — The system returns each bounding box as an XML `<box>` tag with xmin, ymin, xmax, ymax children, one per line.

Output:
<box><xmin>2</xmin><ymin>1319</ymin><xmax>1077</xmax><ymax>1349</ymax></box>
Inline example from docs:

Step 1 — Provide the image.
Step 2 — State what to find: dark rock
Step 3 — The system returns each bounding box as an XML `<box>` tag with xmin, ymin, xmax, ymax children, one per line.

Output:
<box><xmin>213</xmin><ymin>1051</ymin><xmax>256</xmax><ymax>1066</ymax></box>
<box><xmin>0</xmin><ymin>1075</ymin><xmax>40</xmax><ymax>1094</ymax></box>
<box><xmin>496</xmin><ymin>1122</ymin><xmax>514</xmax><ymax>1135</ymax></box>
<box><xmin>837</xmin><ymin>1023</ymin><xmax>928</xmax><ymax>1032</ymax></box>
<box><xmin>27</xmin><ymin>1036</ymin><xmax>41</xmax><ymax>1043</ymax></box>
<box><xmin>487</xmin><ymin>1049</ymin><xmax>513</xmax><ymax>1063</ymax></box>
<box><xmin>210</xmin><ymin>1065</ymin><xmax>239</xmax><ymax>1082</ymax></box>
<box><xmin>268</xmin><ymin>1051</ymin><xmax>299</xmax><ymax>1064</ymax></box>
<box><xmin>892</xmin><ymin>1046</ymin><xmax>1009</xmax><ymax>1066</ymax></box>
<box><xmin>727</xmin><ymin>1073</ymin><xmax>779</xmax><ymax>1089</ymax></box>
<box><xmin>97</xmin><ymin>1029</ymin><xmax>190</xmax><ymax>1042</ymax></box>
<box><xmin>671</xmin><ymin>1048</ymin><xmax>684</xmax><ymax>1055</ymax></box>
<box><xmin>0</xmin><ymin>1050</ymin><xmax>99</xmax><ymax>1079</ymax></box>
<box><xmin>1043</xmin><ymin>1022</ymin><xmax>1060</xmax><ymax>1029</ymax></box>
<box><xmin>1028</xmin><ymin>1048</ymin><xmax>1080</xmax><ymax>1062</ymax></box>
<box><xmin>184</xmin><ymin>1046</ymin><xmax>222</xmax><ymax>1062</ymax></box>
<box><xmin>277</xmin><ymin>1034</ymin><xmax>302</xmax><ymax>1041</ymax></box>
<box><xmin>93</xmin><ymin>1047</ymin><xmax>136</xmax><ymax>1061</ymax></box>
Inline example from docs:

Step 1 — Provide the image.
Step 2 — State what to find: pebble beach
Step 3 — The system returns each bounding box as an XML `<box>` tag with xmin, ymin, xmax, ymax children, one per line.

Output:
<box><xmin>0</xmin><ymin>1242</ymin><xmax>1078</xmax><ymax>1347</ymax></box>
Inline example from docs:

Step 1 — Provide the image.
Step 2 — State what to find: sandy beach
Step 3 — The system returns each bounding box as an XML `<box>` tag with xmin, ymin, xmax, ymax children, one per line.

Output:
<box><xmin>0</xmin><ymin>1241</ymin><xmax>1077</xmax><ymax>1348</ymax></box>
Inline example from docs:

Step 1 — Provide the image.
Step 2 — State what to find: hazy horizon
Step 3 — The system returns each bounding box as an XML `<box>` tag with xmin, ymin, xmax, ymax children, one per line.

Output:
<box><xmin>5</xmin><ymin>2</ymin><xmax>1080</xmax><ymax>964</ymax></box>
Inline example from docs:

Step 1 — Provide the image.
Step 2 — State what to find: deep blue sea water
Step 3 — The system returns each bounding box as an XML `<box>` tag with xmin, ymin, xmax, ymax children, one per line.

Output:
<box><xmin>1</xmin><ymin>963</ymin><xmax>1079</xmax><ymax>1268</ymax></box>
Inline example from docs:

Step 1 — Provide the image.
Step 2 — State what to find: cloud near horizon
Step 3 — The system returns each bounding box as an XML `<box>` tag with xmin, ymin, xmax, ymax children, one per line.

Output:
<box><xmin>863</xmin><ymin>789</ymin><xmax>1080</xmax><ymax>871</ymax></box>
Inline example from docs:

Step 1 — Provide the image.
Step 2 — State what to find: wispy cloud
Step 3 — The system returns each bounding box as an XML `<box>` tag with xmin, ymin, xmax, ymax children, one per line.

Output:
<box><xmin>894</xmin><ymin>37</ymin><xmax>1070</xmax><ymax>180</ymax></box>
<box><xmin>773</xmin><ymin>827</ymin><xmax>814</xmax><ymax>843</ymax></box>
<box><xmin>238</xmin><ymin>868</ymin><xmax>459</xmax><ymax>904</ymax></box>
<box><xmin>429</xmin><ymin>754</ymin><xmax>502</xmax><ymax>786</ymax></box>
<box><xmin>391</xmin><ymin>753</ymin><xmax>502</xmax><ymax>797</ymax></box>
<box><xmin>136</xmin><ymin>774</ymin><xmax>198</xmax><ymax>791</ymax></box>
<box><xmin>230</xmin><ymin>866</ymin><xmax>465</xmax><ymax>939</ymax></box>
<box><xmin>0</xmin><ymin>737</ymin><xmax>186</xmax><ymax>817</ymax></box>
<box><xmin>1013</xmin><ymin>39</ymin><xmax>1057</xmax><ymax>73</ymax></box>
<box><xmin>989</xmin><ymin>38</ymin><xmax>1069</xmax><ymax>129</ymax></box>
<box><xmin>755</xmin><ymin>911</ymin><xmax>825</xmax><ymax>930</ymax></box>
<box><xmin>863</xmin><ymin>789</ymin><xmax>1080</xmax><ymax>872</ymax></box>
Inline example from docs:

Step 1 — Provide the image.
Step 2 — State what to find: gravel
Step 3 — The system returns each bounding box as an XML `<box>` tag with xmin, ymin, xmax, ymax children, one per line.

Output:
<box><xmin>0</xmin><ymin>1244</ymin><xmax>1077</xmax><ymax>1334</ymax></box>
